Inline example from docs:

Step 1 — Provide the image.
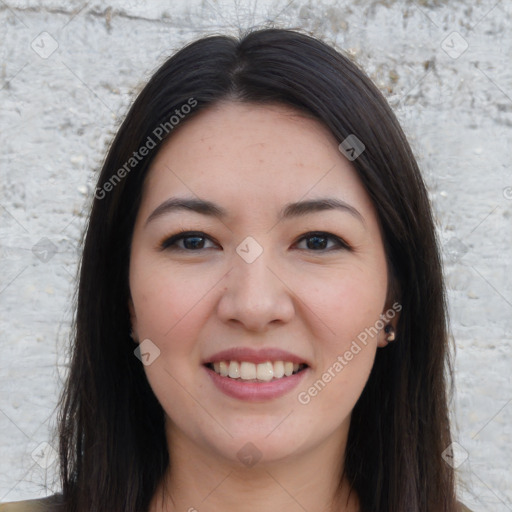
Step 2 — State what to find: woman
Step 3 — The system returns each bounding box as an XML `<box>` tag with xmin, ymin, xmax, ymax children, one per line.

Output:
<box><xmin>1</xmin><ymin>29</ymin><xmax>472</xmax><ymax>512</ymax></box>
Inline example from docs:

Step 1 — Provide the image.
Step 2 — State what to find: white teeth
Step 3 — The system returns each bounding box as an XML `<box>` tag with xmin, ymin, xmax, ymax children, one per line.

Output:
<box><xmin>210</xmin><ymin>360</ymin><xmax>305</xmax><ymax>380</ymax></box>
<box><xmin>219</xmin><ymin>361</ymin><xmax>229</xmax><ymax>377</ymax></box>
<box><xmin>273</xmin><ymin>360</ymin><xmax>285</xmax><ymax>379</ymax></box>
<box><xmin>240</xmin><ymin>362</ymin><xmax>256</xmax><ymax>380</ymax></box>
<box><xmin>228</xmin><ymin>361</ymin><xmax>240</xmax><ymax>378</ymax></box>
<box><xmin>256</xmin><ymin>362</ymin><xmax>274</xmax><ymax>382</ymax></box>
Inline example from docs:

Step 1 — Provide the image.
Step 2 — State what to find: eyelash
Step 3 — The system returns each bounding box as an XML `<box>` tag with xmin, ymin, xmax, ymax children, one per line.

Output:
<box><xmin>159</xmin><ymin>230</ymin><xmax>351</xmax><ymax>252</ymax></box>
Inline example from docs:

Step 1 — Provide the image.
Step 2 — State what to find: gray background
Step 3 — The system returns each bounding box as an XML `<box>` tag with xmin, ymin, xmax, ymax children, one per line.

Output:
<box><xmin>0</xmin><ymin>0</ymin><xmax>511</xmax><ymax>510</ymax></box>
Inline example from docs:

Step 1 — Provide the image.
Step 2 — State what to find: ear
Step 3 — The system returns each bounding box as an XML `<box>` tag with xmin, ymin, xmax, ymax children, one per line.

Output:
<box><xmin>128</xmin><ymin>297</ymin><xmax>139</xmax><ymax>342</ymax></box>
<box><xmin>377</xmin><ymin>300</ymin><xmax>402</xmax><ymax>348</ymax></box>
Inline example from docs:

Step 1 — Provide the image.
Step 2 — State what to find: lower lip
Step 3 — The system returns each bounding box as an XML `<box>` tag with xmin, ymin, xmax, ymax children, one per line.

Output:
<box><xmin>204</xmin><ymin>366</ymin><xmax>309</xmax><ymax>402</ymax></box>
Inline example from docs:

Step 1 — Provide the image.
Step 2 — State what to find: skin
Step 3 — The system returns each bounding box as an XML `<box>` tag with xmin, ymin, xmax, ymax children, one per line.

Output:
<box><xmin>129</xmin><ymin>102</ymin><xmax>398</xmax><ymax>512</ymax></box>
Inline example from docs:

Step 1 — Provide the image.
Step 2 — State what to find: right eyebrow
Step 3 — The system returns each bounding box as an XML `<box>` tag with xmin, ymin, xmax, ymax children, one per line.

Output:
<box><xmin>144</xmin><ymin>197</ymin><xmax>227</xmax><ymax>227</ymax></box>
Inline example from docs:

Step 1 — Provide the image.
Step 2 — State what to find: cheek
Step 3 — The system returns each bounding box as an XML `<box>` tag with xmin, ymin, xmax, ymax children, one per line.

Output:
<box><xmin>129</xmin><ymin>258</ymin><xmax>218</xmax><ymax>426</ymax></box>
<box><xmin>293</xmin><ymin>262</ymin><xmax>386</xmax><ymax>406</ymax></box>
<box><xmin>129</xmin><ymin>255</ymin><xmax>226</xmax><ymax>406</ymax></box>
<box><xmin>299</xmin><ymin>263</ymin><xmax>387</xmax><ymax>345</ymax></box>
<box><xmin>130</xmin><ymin>256</ymin><xmax>221</xmax><ymax>340</ymax></box>
<box><xmin>294</xmin><ymin>271</ymin><xmax>382</xmax><ymax>420</ymax></box>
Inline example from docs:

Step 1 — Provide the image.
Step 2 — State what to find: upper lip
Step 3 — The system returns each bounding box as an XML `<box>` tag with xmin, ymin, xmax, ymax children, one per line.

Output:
<box><xmin>203</xmin><ymin>347</ymin><xmax>310</xmax><ymax>366</ymax></box>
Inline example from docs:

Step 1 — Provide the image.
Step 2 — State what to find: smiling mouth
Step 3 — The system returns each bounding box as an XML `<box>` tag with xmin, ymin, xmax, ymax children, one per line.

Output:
<box><xmin>205</xmin><ymin>360</ymin><xmax>308</xmax><ymax>382</ymax></box>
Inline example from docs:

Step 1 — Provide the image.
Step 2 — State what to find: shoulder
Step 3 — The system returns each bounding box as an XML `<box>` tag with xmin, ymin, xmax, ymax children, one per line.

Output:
<box><xmin>458</xmin><ymin>502</ymin><xmax>474</xmax><ymax>512</ymax></box>
<box><xmin>0</xmin><ymin>495</ymin><xmax>64</xmax><ymax>512</ymax></box>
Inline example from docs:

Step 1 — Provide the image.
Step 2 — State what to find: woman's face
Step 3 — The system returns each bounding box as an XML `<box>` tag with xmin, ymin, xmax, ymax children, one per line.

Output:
<box><xmin>129</xmin><ymin>102</ymin><xmax>392</xmax><ymax>467</ymax></box>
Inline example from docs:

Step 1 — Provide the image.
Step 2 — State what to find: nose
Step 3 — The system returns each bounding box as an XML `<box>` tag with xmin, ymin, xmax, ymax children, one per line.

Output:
<box><xmin>216</xmin><ymin>251</ymin><xmax>295</xmax><ymax>332</ymax></box>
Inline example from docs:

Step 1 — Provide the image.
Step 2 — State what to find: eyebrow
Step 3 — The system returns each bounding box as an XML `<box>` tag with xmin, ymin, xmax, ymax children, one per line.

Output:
<box><xmin>145</xmin><ymin>197</ymin><xmax>364</xmax><ymax>226</ymax></box>
<box><xmin>278</xmin><ymin>198</ymin><xmax>364</xmax><ymax>223</ymax></box>
<box><xmin>145</xmin><ymin>198</ymin><xmax>227</xmax><ymax>226</ymax></box>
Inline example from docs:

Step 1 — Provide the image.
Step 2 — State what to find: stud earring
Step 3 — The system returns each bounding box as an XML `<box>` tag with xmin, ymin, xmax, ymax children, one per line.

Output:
<box><xmin>384</xmin><ymin>324</ymin><xmax>396</xmax><ymax>343</ymax></box>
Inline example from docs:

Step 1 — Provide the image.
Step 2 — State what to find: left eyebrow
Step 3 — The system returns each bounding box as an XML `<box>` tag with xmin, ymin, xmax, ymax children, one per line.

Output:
<box><xmin>278</xmin><ymin>198</ymin><xmax>365</xmax><ymax>224</ymax></box>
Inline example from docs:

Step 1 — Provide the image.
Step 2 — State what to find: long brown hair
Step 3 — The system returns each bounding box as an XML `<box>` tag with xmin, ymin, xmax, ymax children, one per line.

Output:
<box><xmin>59</xmin><ymin>28</ymin><xmax>457</xmax><ymax>511</ymax></box>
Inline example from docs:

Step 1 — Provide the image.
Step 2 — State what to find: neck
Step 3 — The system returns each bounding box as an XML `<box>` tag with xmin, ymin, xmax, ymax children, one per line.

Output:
<box><xmin>149</xmin><ymin>419</ymin><xmax>359</xmax><ymax>512</ymax></box>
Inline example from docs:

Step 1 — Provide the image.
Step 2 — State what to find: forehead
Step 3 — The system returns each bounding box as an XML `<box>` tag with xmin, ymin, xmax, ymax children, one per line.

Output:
<box><xmin>141</xmin><ymin>102</ymin><xmax>374</xmax><ymax>218</ymax></box>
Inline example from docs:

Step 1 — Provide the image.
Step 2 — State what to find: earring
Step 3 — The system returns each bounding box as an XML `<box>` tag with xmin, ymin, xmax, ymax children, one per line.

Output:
<box><xmin>384</xmin><ymin>324</ymin><xmax>396</xmax><ymax>343</ymax></box>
